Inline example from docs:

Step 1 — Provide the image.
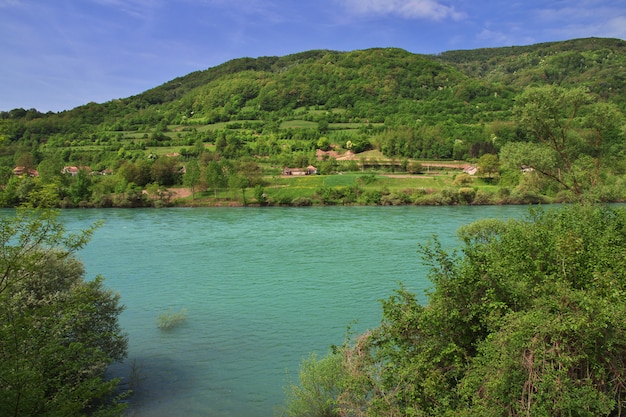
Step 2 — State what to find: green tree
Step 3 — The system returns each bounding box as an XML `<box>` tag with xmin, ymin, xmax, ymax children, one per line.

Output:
<box><xmin>477</xmin><ymin>153</ymin><xmax>500</xmax><ymax>178</ymax></box>
<box><xmin>581</xmin><ymin>101</ymin><xmax>624</xmax><ymax>185</ymax></box>
<box><xmin>183</xmin><ymin>159</ymin><xmax>201</xmax><ymax>201</ymax></box>
<box><xmin>67</xmin><ymin>168</ymin><xmax>93</xmax><ymax>205</ymax></box>
<box><xmin>205</xmin><ymin>160</ymin><xmax>227</xmax><ymax>198</ymax></box>
<box><xmin>228</xmin><ymin>172</ymin><xmax>249</xmax><ymax>205</ymax></box>
<box><xmin>151</xmin><ymin>156</ymin><xmax>181</xmax><ymax>186</ymax></box>
<box><xmin>511</xmin><ymin>85</ymin><xmax>624</xmax><ymax>199</ymax></box>
<box><xmin>234</xmin><ymin>161</ymin><xmax>263</xmax><ymax>188</ymax></box>
<box><xmin>317</xmin><ymin>136</ymin><xmax>331</xmax><ymax>151</ymax></box>
<box><xmin>0</xmin><ymin>209</ymin><xmax>128</xmax><ymax>416</ymax></box>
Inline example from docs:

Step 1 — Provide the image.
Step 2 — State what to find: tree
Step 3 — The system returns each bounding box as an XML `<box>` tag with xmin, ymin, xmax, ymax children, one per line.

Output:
<box><xmin>286</xmin><ymin>204</ymin><xmax>626</xmax><ymax>416</ymax></box>
<box><xmin>477</xmin><ymin>153</ymin><xmax>499</xmax><ymax>178</ymax></box>
<box><xmin>150</xmin><ymin>156</ymin><xmax>181</xmax><ymax>186</ymax></box>
<box><xmin>0</xmin><ymin>209</ymin><xmax>128</xmax><ymax>416</ymax></box>
<box><xmin>234</xmin><ymin>161</ymin><xmax>263</xmax><ymax>189</ymax></box>
<box><xmin>205</xmin><ymin>160</ymin><xmax>227</xmax><ymax>198</ymax></box>
<box><xmin>183</xmin><ymin>159</ymin><xmax>200</xmax><ymax>201</ymax></box>
<box><xmin>317</xmin><ymin>136</ymin><xmax>331</xmax><ymax>151</ymax></box>
<box><xmin>67</xmin><ymin>168</ymin><xmax>93</xmax><ymax>205</ymax></box>
<box><xmin>510</xmin><ymin>85</ymin><xmax>624</xmax><ymax>199</ymax></box>
<box><xmin>581</xmin><ymin>101</ymin><xmax>624</xmax><ymax>185</ymax></box>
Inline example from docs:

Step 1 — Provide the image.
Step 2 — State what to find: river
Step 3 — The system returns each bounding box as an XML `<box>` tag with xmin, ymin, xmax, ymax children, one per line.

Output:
<box><xmin>55</xmin><ymin>205</ymin><xmax>531</xmax><ymax>416</ymax></box>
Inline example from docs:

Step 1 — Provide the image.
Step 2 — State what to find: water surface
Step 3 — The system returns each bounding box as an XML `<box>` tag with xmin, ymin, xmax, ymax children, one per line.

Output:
<box><xmin>57</xmin><ymin>206</ymin><xmax>529</xmax><ymax>416</ymax></box>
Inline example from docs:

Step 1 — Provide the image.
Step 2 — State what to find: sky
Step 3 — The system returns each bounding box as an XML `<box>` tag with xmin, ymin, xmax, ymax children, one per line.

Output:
<box><xmin>1</xmin><ymin>0</ymin><xmax>625</xmax><ymax>113</ymax></box>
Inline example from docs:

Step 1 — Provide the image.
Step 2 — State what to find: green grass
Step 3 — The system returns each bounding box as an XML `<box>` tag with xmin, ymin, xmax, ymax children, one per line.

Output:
<box><xmin>281</xmin><ymin>120</ymin><xmax>318</xmax><ymax>129</ymax></box>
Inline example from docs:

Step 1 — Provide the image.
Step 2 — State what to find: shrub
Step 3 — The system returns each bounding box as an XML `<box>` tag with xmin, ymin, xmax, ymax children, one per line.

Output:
<box><xmin>301</xmin><ymin>204</ymin><xmax>626</xmax><ymax>416</ymax></box>
<box><xmin>157</xmin><ymin>308</ymin><xmax>188</xmax><ymax>330</ymax></box>
<box><xmin>292</xmin><ymin>197</ymin><xmax>312</xmax><ymax>207</ymax></box>
<box><xmin>280</xmin><ymin>352</ymin><xmax>343</xmax><ymax>417</ymax></box>
<box><xmin>458</xmin><ymin>187</ymin><xmax>476</xmax><ymax>204</ymax></box>
<box><xmin>381</xmin><ymin>193</ymin><xmax>412</xmax><ymax>206</ymax></box>
<box><xmin>274</xmin><ymin>195</ymin><xmax>295</xmax><ymax>206</ymax></box>
<box><xmin>453</xmin><ymin>173</ymin><xmax>473</xmax><ymax>186</ymax></box>
<box><xmin>361</xmin><ymin>190</ymin><xmax>382</xmax><ymax>205</ymax></box>
<box><xmin>472</xmin><ymin>189</ymin><xmax>496</xmax><ymax>205</ymax></box>
<box><xmin>407</xmin><ymin>161</ymin><xmax>423</xmax><ymax>174</ymax></box>
<box><xmin>0</xmin><ymin>210</ymin><xmax>128</xmax><ymax>416</ymax></box>
<box><xmin>438</xmin><ymin>188</ymin><xmax>460</xmax><ymax>205</ymax></box>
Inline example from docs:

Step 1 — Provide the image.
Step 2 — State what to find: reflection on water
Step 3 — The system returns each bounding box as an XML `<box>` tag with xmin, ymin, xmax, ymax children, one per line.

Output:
<box><xmin>58</xmin><ymin>206</ymin><xmax>528</xmax><ymax>416</ymax></box>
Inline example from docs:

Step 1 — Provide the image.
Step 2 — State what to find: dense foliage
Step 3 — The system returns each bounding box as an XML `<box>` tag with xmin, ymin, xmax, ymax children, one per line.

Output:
<box><xmin>0</xmin><ymin>38</ymin><xmax>625</xmax><ymax>207</ymax></box>
<box><xmin>0</xmin><ymin>209</ymin><xmax>128</xmax><ymax>416</ymax></box>
<box><xmin>282</xmin><ymin>204</ymin><xmax>626</xmax><ymax>416</ymax></box>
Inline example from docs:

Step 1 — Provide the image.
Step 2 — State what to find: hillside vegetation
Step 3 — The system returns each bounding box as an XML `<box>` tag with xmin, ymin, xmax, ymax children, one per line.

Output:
<box><xmin>1</xmin><ymin>37</ymin><xmax>625</xmax><ymax>207</ymax></box>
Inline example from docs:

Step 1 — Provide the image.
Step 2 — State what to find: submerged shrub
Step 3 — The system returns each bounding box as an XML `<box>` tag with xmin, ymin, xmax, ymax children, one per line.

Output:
<box><xmin>157</xmin><ymin>307</ymin><xmax>188</xmax><ymax>330</ymax></box>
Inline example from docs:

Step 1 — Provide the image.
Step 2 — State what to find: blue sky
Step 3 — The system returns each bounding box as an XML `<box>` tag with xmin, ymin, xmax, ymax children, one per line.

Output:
<box><xmin>1</xmin><ymin>0</ymin><xmax>625</xmax><ymax>112</ymax></box>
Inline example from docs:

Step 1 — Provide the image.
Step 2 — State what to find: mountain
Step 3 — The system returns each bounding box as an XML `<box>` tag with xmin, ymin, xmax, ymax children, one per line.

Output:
<box><xmin>0</xmin><ymin>37</ymin><xmax>624</xmax><ymax>208</ymax></box>
<box><xmin>436</xmin><ymin>37</ymin><xmax>626</xmax><ymax>103</ymax></box>
<box><xmin>3</xmin><ymin>37</ymin><xmax>625</xmax><ymax>139</ymax></box>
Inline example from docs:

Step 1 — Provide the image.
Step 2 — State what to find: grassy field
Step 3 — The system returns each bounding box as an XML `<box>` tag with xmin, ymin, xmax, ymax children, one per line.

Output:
<box><xmin>172</xmin><ymin>167</ymin><xmax>506</xmax><ymax>207</ymax></box>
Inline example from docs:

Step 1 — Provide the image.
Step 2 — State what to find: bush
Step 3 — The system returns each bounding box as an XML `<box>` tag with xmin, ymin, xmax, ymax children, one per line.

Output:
<box><xmin>438</xmin><ymin>188</ymin><xmax>460</xmax><ymax>205</ymax></box>
<box><xmin>157</xmin><ymin>307</ymin><xmax>188</xmax><ymax>330</ymax></box>
<box><xmin>361</xmin><ymin>190</ymin><xmax>382</xmax><ymax>205</ymax></box>
<box><xmin>294</xmin><ymin>204</ymin><xmax>626</xmax><ymax>416</ymax></box>
<box><xmin>381</xmin><ymin>192</ymin><xmax>412</xmax><ymax>206</ymax></box>
<box><xmin>292</xmin><ymin>197</ymin><xmax>312</xmax><ymax>206</ymax></box>
<box><xmin>0</xmin><ymin>209</ymin><xmax>128</xmax><ymax>416</ymax></box>
<box><xmin>458</xmin><ymin>187</ymin><xmax>476</xmax><ymax>204</ymax></box>
<box><xmin>407</xmin><ymin>161</ymin><xmax>423</xmax><ymax>174</ymax></box>
<box><xmin>280</xmin><ymin>352</ymin><xmax>343</xmax><ymax>417</ymax></box>
<box><xmin>472</xmin><ymin>189</ymin><xmax>496</xmax><ymax>205</ymax></box>
<box><xmin>453</xmin><ymin>173</ymin><xmax>474</xmax><ymax>186</ymax></box>
<box><xmin>274</xmin><ymin>195</ymin><xmax>295</xmax><ymax>206</ymax></box>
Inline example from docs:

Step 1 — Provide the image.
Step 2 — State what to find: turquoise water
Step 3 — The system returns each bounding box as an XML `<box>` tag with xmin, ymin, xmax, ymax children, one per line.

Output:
<box><xmin>56</xmin><ymin>206</ymin><xmax>529</xmax><ymax>416</ymax></box>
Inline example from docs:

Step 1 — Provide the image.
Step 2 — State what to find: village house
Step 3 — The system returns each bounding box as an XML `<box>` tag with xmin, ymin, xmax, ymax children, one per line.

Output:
<box><xmin>12</xmin><ymin>166</ymin><xmax>38</xmax><ymax>177</ymax></box>
<box><xmin>463</xmin><ymin>165</ymin><xmax>478</xmax><ymax>175</ymax></box>
<box><xmin>61</xmin><ymin>166</ymin><xmax>92</xmax><ymax>176</ymax></box>
<box><xmin>282</xmin><ymin>165</ymin><xmax>318</xmax><ymax>176</ymax></box>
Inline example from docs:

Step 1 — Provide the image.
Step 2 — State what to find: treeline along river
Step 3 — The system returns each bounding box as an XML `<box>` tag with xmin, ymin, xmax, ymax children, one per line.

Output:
<box><xmin>54</xmin><ymin>206</ymin><xmax>531</xmax><ymax>416</ymax></box>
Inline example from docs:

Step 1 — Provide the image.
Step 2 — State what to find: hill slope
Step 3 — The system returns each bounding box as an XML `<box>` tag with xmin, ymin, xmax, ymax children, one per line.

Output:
<box><xmin>0</xmin><ymin>37</ymin><xmax>624</xmax><ymax>208</ymax></box>
<box><xmin>3</xmin><ymin>37</ymin><xmax>625</xmax><ymax>137</ymax></box>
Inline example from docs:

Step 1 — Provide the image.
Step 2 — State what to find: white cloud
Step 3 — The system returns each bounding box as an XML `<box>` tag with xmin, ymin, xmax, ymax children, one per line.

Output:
<box><xmin>534</xmin><ymin>1</ymin><xmax>626</xmax><ymax>40</ymax></box>
<box><xmin>339</xmin><ymin>0</ymin><xmax>464</xmax><ymax>21</ymax></box>
<box><xmin>603</xmin><ymin>16</ymin><xmax>626</xmax><ymax>39</ymax></box>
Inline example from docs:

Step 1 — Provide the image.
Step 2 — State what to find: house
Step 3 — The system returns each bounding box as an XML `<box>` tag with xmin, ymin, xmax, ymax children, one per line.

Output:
<box><xmin>282</xmin><ymin>165</ymin><xmax>318</xmax><ymax>176</ymax></box>
<box><xmin>13</xmin><ymin>166</ymin><xmax>38</xmax><ymax>177</ymax></box>
<box><xmin>62</xmin><ymin>166</ymin><xmax>91</xmax><ymax>176</ymax></box>
<box><xmin>463</xmin><ymin>165</ymin><xmax>478</xmax><ymax>176</ymax></box>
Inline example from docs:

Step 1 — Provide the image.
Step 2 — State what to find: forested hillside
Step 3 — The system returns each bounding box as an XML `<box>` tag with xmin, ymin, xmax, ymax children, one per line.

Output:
<box><xmin>0</xmin><ymin>37</ymin><xmax>624</xmax><ymax>207</ymax></box>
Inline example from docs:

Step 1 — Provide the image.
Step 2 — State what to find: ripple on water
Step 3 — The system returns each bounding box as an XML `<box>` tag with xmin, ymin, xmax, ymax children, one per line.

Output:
<box><xmin>59</xmin><ymin>206</ymin><xmax>530</xmax><ymax>417</ymax></box>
